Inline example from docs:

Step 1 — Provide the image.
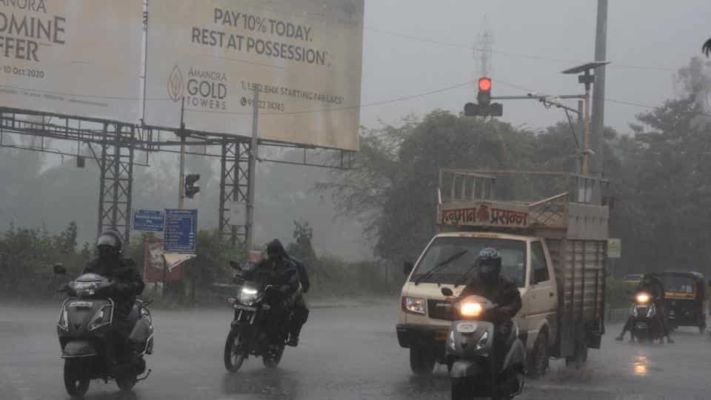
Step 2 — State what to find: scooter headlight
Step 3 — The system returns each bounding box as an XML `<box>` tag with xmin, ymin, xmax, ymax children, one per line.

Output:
<box><xmin>460</xmin><ymin>302</ymin><xmax>483</xmax><ymax>318</ymax></box>
<box><xmin>57</xmin><ymin>307</ymin><xmax>69</xmax><ymax>331</ymax></box>
<box><xmin>88</xmin><ymin>304</ymin><xmax>113</xmax><ymax>331</ymax></box>
<box><xmin>636</xmin><ymin>293</ymin><xmax>650</xmax><ymax>304</ymax></box>
<box><xmin>238</xmin><ymin>286</ymin><xmax>259</xmax><ymax>306</ymax></box>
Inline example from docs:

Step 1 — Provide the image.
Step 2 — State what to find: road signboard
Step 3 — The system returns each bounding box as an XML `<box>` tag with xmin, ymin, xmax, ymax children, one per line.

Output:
<box><xmin>608</xmin><ymin>238</ymin><xmax>622</xmax><ymax>259</ymax></box>
<box><xmin>164</xmin><ymin>209</ymin><xmax>198</xmax><ymax>253</ymax></box>
<box><xmin>133</xmin><ymin>209</ymin><xmax>165</xmax><ymax>232</ymax></box>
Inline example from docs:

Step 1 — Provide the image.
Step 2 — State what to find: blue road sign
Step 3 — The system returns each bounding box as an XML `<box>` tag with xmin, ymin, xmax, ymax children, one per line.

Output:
<box><xmin>133</xmin><ymin>209</ymin><xmax>165</xmax><ymax>232</ymax></box>
<box><xmin>164</xmin><ymin>209</ymin><xmax>198</xmax><ymax>253</ymax></box>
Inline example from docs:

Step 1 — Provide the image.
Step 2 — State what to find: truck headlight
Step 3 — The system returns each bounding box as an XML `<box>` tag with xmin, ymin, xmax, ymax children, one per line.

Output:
<box><xmin>460</xmin><ymin>302</ymin><xmax>483</xmax><ymax>318</ymax></box>
<box><xmin>402</xmin><ymin>297</ymin><xmax>426</xmax><ymax>315</ymax></box>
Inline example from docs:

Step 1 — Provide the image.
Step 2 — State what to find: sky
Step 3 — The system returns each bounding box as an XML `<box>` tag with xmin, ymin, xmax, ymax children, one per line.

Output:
<box><xmin>358</xmin><ymin>0</ymin><xmax>711</xmax><ymax>133</ymax></box>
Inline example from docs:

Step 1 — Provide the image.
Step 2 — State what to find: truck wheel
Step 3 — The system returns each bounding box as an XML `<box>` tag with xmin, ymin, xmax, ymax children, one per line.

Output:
<box><xmin>410</xmin><ymin>346</ymin><xmax>435</xmax><ymax>376</ymax></box>
<box><xmin>528</xmin><ymin>331</ymin><xmax>549</xmax><ymax>378</ymax></box>
<box><xmin>451</xmin><ymin>377</ymin><xmax>476</xmax><ymax>400</ymax></box>
<box><xmin>565</xmin><ymin>337</ymin><xmax>588</xmax><ymax>368</ymax></box>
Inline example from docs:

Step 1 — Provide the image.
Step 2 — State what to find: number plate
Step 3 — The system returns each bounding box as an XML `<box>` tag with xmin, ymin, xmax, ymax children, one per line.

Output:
<box><xmin>70</xmin><ymin>301</ymin><xmax>93</xmax><ymax>309</ymax></box>
<box><xmin>635</xmin><ymin>322</ymin><xmax>647</xmax><ymax>329</ymax></box>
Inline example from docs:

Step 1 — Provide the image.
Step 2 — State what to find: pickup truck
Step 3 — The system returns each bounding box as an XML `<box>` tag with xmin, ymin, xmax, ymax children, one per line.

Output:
<box><xmin>396</xmin><ymin>169</ymin><xmax>609</xmax><ymax>377</ymax></box>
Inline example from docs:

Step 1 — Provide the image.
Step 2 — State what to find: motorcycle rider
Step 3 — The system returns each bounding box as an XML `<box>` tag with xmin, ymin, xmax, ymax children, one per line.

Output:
<box><xmin>616</xmin><ymin>273</ymin><xmax>673</xmax><ymax>343</ymax></box>
<box><xmin>81</xmin><ymin>230</ymin><xmax>145</xmax><ymax>367</ymax></box>
<box><xmin>262</xmin><ymin>239</ymin><xmax>310</xmax><ymax>347</ymax></box>
<box><xmin>459</xmin><ymin>248</ymin><xmax>522</xmax><ymax>368</ymax></box>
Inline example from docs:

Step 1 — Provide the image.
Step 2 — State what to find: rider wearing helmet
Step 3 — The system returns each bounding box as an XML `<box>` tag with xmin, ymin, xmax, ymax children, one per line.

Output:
<box><xmin>82</xmin><ymin>230</ymin><xmax>145</xmax><ymax>365</ymax></box>
<box><xmin>262</xmin><ymin>239</ymin><xmax>310</xmax><ymax>347</ymax></box>
<box><xmin>460</xmin><ymin>248</ymin><xmax>522</xmax><ymax>367</ymax></box>
<box><xmin>616</xmin><ymin>273</ymin><xmax>673</xmax><ymax>343</ymax></box>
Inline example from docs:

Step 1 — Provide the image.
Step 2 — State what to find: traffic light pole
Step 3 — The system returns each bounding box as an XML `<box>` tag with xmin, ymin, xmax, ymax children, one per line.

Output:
<box><xmin>178</xmin><ymin>97</ymin><xmax>186</xmax><ymax>210</ymax></box>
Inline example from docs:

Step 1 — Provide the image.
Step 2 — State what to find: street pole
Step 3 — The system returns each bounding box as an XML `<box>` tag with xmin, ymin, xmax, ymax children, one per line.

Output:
<box><xmin>246</xmin><ymin>89</ymin><xmax>259</xmax><ymax>251</ymax></box>
<box><xmin>591</xmin><ymin>0</ymin><xmax>608</xmax><ymax>177</ymax></box>
<box><xmin>178</xmin><ymin>97</ymin><xmax>186</xmax><ymax>210</ymax></box>
<box><xmin>582</xmin><ymin>86</ymin><xmax>591</xmax><ymax>176</ymax></box>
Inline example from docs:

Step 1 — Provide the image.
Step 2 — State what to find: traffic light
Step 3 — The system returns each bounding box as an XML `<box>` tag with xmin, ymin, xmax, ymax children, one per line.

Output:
<box><xmin>184</xmin><ymin>174</ymin><xmax>200</xmax><ymax>199</ymax></box>
<box><xmin>464</xmin><ymin>76</ymin><xmax>503</xmax><ymax>117</ymax></box>
<box><xmin>477</xmin><ymin>77</ymin><xmax>492</xmax><ymax>105</ymax></box>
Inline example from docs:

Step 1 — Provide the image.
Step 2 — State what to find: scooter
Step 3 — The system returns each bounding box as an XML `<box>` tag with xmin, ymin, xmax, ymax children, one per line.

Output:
<box><xmin>441</xmin><ymin>287</ymin><xmax>525</xmax><ymax>400</ymax></box>
<box><xmin>54</xmin><ymin>265</ymin><xmax>153</xmax><ymax>397</ymax></box>
<box><xmin>629</xmin><ymin>292</ymin><xmax>664</xmax><ymax>343</ymax></box>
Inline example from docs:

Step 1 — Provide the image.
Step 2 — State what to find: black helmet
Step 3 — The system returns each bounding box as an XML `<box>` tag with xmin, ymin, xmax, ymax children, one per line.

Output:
<box><xmin>266</xmin><ymin>239</ymin><xmax>286</xmax><ymax>260</ymax></box>
<box><xmin>96</xmin><ymin>230</ymin><xmax>123</xmax><ymax>253</ymax></box>
<box><xmin>477</xmin><ymin>247</ymin><xmax>502</xmax><ymax>284</ymax></box>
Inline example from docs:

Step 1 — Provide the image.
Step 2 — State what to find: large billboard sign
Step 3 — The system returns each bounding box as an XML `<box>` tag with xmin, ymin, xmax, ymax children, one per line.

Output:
<box><xmin>144</xmin><ymin>0</ymin><xmax>364</xmax><ymax>151</ymax></box>
<box><xmin>0</xmin><ymin>0</ymin><xmax>144</xmax><ymax>122</ymax></box>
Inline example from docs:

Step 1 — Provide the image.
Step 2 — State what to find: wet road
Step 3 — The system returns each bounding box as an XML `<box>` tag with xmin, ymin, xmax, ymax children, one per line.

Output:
<box><xmin>1</xmin><ymin>303</ymin><xmax>710</xmax><ymax>400</ymax></box>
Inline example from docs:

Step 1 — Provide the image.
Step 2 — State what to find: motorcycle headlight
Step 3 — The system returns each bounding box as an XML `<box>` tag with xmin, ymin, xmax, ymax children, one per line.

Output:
<box><xmin>636</xmin><ymin>293</ymin><xmax>650</xmax><ymax>304</ymax></box>
<box><xmin>460</xmin><ymin>302</ymin><xmax>483</xmax><ymax>318</ymax></box>
<box><xmin>402</xmin><ymin>297</ymin><xmax>426</xmax><ymax>315</ymax></box>
<box><xmin>57</xmin><ymin>307</ymin><xmax>69</xmax><ymax>331</ymax></box>
<box><xmin>238</xmin><ymin>286</ymin><xmax>259</xmax><ymax>306</ymax></box>
<box><xmin>88</xmin><ymin>304</ymin><xmax>113</xmax><ymax>331</ymax></box>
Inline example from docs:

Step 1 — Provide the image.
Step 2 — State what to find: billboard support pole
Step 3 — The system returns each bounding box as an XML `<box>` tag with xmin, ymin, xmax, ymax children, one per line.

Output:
<box><xmin>97</xmin><ymin>123</ymin><xmax>134</xmax><ymax>243</ymax></box>
<box><xmin>246</xmin><ymin>89</ymin><xmax>259</xmax><ymax>251</ymax></box>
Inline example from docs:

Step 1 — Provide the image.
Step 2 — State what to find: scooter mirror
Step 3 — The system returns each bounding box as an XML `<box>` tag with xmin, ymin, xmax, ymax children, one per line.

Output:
<box><xmin>441</xmin><ymin>287</ymin><xmax>454</xmax><ymax>297</ymax></box>
<box><xmin>53</xmin><ymin>264</ymin><xmax>67</xmax><ymax>275</ymax></box>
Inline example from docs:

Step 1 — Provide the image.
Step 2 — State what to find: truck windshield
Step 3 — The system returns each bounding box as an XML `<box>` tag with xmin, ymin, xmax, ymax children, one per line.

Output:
<box><xmin>410</xmin><ymin>237</ymin><xmax>527</xmax><ymax>287</ymax></box>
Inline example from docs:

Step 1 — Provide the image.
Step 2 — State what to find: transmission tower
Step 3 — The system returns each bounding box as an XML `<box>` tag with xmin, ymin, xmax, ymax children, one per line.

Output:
<box><xmin>474</xmin><ymin>22</ymin><xmax>494</xmax><ymax>77</ymax></box>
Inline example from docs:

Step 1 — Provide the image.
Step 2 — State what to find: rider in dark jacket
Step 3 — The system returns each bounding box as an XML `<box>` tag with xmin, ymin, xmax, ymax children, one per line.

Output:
<box><xmin>616</xmin><ymin>273</ymin><xmax>673</xmax><ymax>343</ymax></box>
<box><xmin>460</xmin><ymin>248</ymin><xmax>522</xmax><ymax>366</ymax></box>
<box><xmin>263</xmin><ymin>239</ymin><xmax>310</xmax><ymax>347</ymax></box>
<box><xmin>82</xmin><ymin>230</ymin><xmax>145</xmax><ymax>365</ymax></box>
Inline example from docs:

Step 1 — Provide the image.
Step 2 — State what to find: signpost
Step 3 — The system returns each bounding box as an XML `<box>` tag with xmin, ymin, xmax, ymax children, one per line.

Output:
<box><xmin>133</xmin><ymin>209</ymin><xmax>165</xmax><ymax>232</ymax></box>
<box><xmin>164</xmin><ymin>209</ymin><xmax>198</xmax><ymax>253</ymax></box>
<box><xmin>608</xmin><ymin>238</ymin><xmax>622</xmax><ymax>259</ymax></box>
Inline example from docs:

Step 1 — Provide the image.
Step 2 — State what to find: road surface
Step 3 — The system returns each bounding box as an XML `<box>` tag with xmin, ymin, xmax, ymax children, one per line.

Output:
<box><xmin>1</xmin><ymin>302</ymin><xmax>709</xmax><ymax>400</ymax></box>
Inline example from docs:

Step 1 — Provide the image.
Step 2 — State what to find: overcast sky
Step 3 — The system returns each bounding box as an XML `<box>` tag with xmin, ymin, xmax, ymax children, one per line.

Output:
<box><xmin>359</xmin><ymin>0</ymin><xmax>711</xmax><ymax>133</ymax></box>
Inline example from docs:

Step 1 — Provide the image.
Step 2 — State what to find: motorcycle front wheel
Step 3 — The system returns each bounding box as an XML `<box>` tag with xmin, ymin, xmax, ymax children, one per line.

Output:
<box><xmin>64</xmin><ymin>359</ymin><xmax>90</xmax><ymax>397</ymax></box>
<box><xmin>451</xmin><ymin>377</ymin><xmax>476</xmax><ymax>400</ymax></box>
<box><xmin>224</xmin><ymin>328</ymin><xmax>247</xmax><ymax>373</ymax></box>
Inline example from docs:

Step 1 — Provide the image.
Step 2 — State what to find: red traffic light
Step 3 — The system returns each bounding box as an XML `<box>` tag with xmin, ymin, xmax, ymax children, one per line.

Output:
<box><xmin>478</xmin><ymin>77</ymin><xmax>492</xmax><ymax>92</ymax></box>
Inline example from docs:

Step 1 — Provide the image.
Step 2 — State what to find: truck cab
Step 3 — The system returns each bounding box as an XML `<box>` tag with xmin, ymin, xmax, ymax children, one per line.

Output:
<box><xmin>397</xmin><ymin>169</ymin><xmax>609</xmax><ymax>376</ymax></box>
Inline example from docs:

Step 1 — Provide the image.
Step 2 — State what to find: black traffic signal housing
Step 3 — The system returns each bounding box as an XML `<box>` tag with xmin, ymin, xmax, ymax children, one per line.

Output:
<box><xmin>464</xmin><ymin>77</ymin><xmax>503</xmax><ymax>117</ymax></box>
<box><xmin>185</xmin><ymin>174</ymin><xmax>200</xmax><ymax>199</ymax></box>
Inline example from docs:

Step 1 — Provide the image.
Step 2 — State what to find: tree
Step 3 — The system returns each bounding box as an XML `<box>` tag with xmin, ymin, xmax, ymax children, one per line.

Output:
<box><xmin>326</xmin><ymin>111</ymin><xmax>537</xmax><ymax>263</ymax></box>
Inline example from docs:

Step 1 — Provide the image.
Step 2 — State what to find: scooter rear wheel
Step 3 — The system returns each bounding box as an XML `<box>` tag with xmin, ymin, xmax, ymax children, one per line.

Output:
<box><xmin>64</xmin><ymin>359</ymin><xmax>90</xmax><ymax>398</ymax></box>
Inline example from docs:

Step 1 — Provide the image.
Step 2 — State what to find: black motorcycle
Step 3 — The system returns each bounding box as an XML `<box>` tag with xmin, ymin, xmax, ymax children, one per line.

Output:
<box><xmin>223</xmin><ymin>261</ymin><xmax>290</xmax><ymax>372</ymax></box>
<box><xmin>54</xmin><ymin>265</ymin><xmax>153</xmax><ymax>397</ymax></box>
<box><xmin>629</xmin><ymin>292</ymin><xmax>664</xmax><ymax>343</ymax></box>
<box><xmin>441</xmin><ymin>287</ymin><xmax>526</xmax><ymax>400</ymax></box>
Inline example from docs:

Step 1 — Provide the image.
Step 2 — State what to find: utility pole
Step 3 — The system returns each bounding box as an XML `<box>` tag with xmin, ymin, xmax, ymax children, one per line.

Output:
<box><xmin>178</xmin><ymin>97</ymin><xmax>186</xmax><ymax>209</ymax></box>
<box><xmin>246</xmin><ymin>89</ymin><xmax>259</xmax><ymax>250</ymax></box>
<box><xmin>591</xmin><ymin>0</ymin><xmax>608</xmax><ymax>177</ymax></box>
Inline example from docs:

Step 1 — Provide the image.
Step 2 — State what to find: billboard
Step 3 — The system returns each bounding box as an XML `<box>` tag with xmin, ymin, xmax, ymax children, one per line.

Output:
<box><xmin>0</xmin><ymin>0</ymin><xmax>144</xmax><ymax>122</ymax></box>
<box><xmin>144</xmin><ymin>0</ymin><xmax>364</xmax><ymax>151</ymax></box>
